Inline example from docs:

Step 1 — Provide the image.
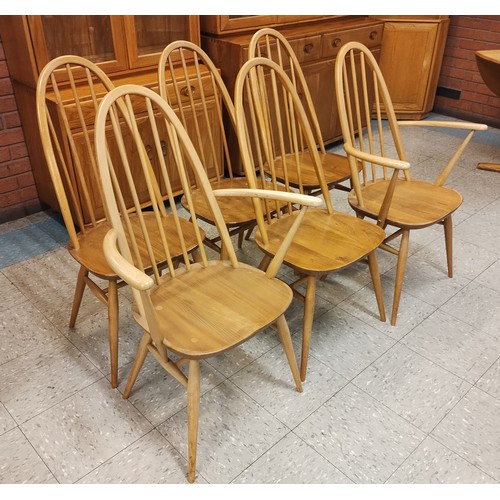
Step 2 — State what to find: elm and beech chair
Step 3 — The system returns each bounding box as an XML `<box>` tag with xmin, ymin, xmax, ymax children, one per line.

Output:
<box><xmin>158</xmin><ymin>40</ymin><xmax>260</xmax><ymax>254</ymax></box>
<box><xmin>234</xmin><ymin>57</ymin><xmax>387</xmax><ymax>381</ymax></box>
<box><xmin>95</xmin><ymin>83</ymin><xmax>321</xmax><ymax>482</ymax></box>
<box><xmin>248</xmin><ymin>27</ymin><xmax>356</xmax><ymax>196</ymax></box>
<box><xmin>334</xmin><ymin>41</ymin><xmax>488</xmax><ymax>325</ymax></box>
<box><xmin>36</xmin><ymin>55</ymin><xmax>201</xmax><ymax>388</ymax></box>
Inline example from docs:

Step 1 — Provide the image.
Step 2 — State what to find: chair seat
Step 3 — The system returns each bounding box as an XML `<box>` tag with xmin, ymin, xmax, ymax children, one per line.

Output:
<box><xmin>348</xmin><ymin>179</ymin><xmax>463</xmax><ymax>228</ymax></box>
<box><xmin>182</xmin><ymin>177</ymin><xmax>289</xmax><ymax>227</ymax></box>
<box><xmin>69</xmin><ymin>213</ymin><xmax>202</xmax><ymax>279</ymax></box>
<box><xmin>255</xmin><ymin>209</ymin><xmax>385</xmax><ymax>273</ymax></box>
<box><xmin>133</xmin><ymin>261</ymin><xmax>292</xmax><ymax>358</ymax></box>
<box><xmin>270</xmin><ymin>151</ymin><xmax>353</xmax><ymax>190</ymax></box>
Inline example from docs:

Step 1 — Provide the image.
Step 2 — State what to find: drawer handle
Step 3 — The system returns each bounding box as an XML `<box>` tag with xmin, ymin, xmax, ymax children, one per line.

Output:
<box><xmin>369</xmin><ymin>30</ymin><xmax>378</xmax><ymax>40</ymax></box>
<box><xmin>145</xmin><ymin>145</ymin><xmax>153</xmax><ymax>161</ymax></box>
<box><xmin>145</xmin><ymin>142</ymin><xmax>168</xmax><ymax>159</ymax></box>
<box><xmin>181</xmin><ymin>85</ymin><xmax>196</xmax><ymax>97</ymax></box>
<box><xmin>331</xmin><ymin>38</ymin><xmax>342</xmax><ymax>48</ymax></box>
<box><xmin>303</xmin><ymin>43</ymin><xmax>314</xmax><ymax>54</ymax></box>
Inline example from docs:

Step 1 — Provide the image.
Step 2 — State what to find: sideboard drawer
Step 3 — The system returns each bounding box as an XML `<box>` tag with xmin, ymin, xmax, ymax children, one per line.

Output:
<box><xmin>290</xmin><ymin>35</ymin><xmax>322</xmax><ymax>64</ymax></box>
<box><xmin>322</xmin><ymin>23</ymin><xmax>383</xmax><ymax>58</ymax></box>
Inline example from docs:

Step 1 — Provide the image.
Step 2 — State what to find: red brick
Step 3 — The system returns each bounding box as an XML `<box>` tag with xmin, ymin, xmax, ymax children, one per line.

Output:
<box><xmin>0</xmin><ymin>77</ymin><xmax>13</xmax><ymax>96</ymax></box>
<box><xmin>16</xmin><ymin>171</ymin><xmax>34</xmax><ymax>188</ymax></box>
<box><xmin>0</xmin><ymin>146</ymin><xmax>10</xmax><ymax>163</ymax></box>
<box><xmin>0</xmin><ymin>95</ymin><xmax>18</xmax><ymax>113</ymax></box>
<box><xmin>9</xmin><ymin>142</ymin><xmax>28</xmax><ymax>160</ymax></box>
<box><xmin>0</xmin><ymin>128</ymin><xmax>25</xmax><ymax>147</ymax></box>
<box><xmin>0</xmin><ymin>175</ymin><xmax>18</xmax><ymax>193</ymax></box>
<box><xmin>0</xmin><ymin>61</ymin><xmax>9</xmax><ymax>78</ymax></box>
<box><xmin>3</xmin><ymin>111</ymin><xmax>21</xmax><ymax>129</ymax></box>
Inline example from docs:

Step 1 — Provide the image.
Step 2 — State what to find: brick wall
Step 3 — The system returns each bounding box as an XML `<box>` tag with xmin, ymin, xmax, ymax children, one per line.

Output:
<box><xmin>0</xmin><ymin>35</ymin><xmax>40</xmax><ymax>224</ymax></box>
<box><xmin>434</xmin><ymin>15</ymin><xmax>500</xmax><ymax>128</ymax></box>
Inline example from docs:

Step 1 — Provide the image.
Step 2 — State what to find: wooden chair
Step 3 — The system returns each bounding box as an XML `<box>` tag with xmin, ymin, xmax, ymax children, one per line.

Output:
<box><xmin>234</xmin><ymin>57</ymin><xmax>387</xmax><ymax>381</ymax></box>
<box><xmin>36</xmin><ymin>55</ymin><xmax>201</xmax><ymax>388</ymax></box>
<box><xmin>248</xmin><ymin>27</ymin><xmax>355</xmax><ymax>195</ymax></box>
<box><xmin>95</xmin><ymin>83</ymin><xmax>321</xmax><ymax>483</ymax></box>
<box><xmin>334</xmin><ymin>41</ymin><xmax>488</xmax><ymax>325</ymax></box>
<box><xmin>158</xmin><ymin>40</ymin><xmax>258</xmax><ymax>253</ymax></box>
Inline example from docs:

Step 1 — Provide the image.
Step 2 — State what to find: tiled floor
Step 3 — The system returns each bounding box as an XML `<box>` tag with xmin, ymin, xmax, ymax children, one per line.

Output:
<box><xmin>1</xmin><ymin>113</ymin><xmax>500</xmax><ymax>486</ymax></box>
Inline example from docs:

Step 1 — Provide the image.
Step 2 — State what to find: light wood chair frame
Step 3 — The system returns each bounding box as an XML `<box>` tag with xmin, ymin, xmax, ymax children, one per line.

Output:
<box><xmin>335</xmin><ymin>41</ymin><xmax>488</xmax><ymax>325</ymax></box>
<box><xmin>95</xmin><ymin>83</ymin><xmax>322</xmax><ymax>482</ymax></box>
<box><xmin>248</xmin><ymin>27</ymin><xmax>356</xmax><ymax>195</ymax></box>
<box><xmin>235</xmin><ymin>57</ymin><xmax>387</xmax><ymax>381</ymax></box>
<box><xmin>158</xmin><ymin>40</ymin><xmax>257</xmax><ymax>254</ymax></box>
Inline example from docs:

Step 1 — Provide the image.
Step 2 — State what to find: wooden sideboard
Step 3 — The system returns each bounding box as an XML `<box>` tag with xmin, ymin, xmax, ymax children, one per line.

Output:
<box><xmin>201</xmin><ymin>15</ymin><xmax>385</xmax><ymax>172</ymax></box>
<box><xmin>373</xmin><ymin>15</ymin><xmax>449</xmax><ymax>119</ymax></box>
<box><xmin>0</xmin><ymin>15</ymin><xmax>220</xmax><ymax>223</ymax></box>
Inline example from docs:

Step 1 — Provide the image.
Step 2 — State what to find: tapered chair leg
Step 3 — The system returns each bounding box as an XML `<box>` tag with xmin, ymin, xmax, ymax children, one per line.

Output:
<box><xmin>391</xmin><ymin>229</ymin><xmax>410</xmax><ymax>326</ymax></box>
<box><xmin>187</xmin><ymin>359</ymin><xmax>201</xmax><ymax>483</ymax></box>
<box><xmin>300</xmin><ymin>274</ymin><xmax>317</xmax><ymax>381</ymax></box>
<box><xmin>108</xmin><ymin>279</ymin><xmax>119</xmax><ymax>388</ymax></box>
<box><xmin>443</xmin><ymin>215</ymin><xmax>453</xmax><ymax>278</ymax></box>
<box><xmin>367</xmin><ymin>250</ymin><xmax>386</xmax><ymax>322</ymax></box>
<box><xmin>69</xmin><ymin>266</ymin><xmax>88</xmax><ymax>328</ymax></box>
<box><xmin>123</xmin><ymin>332</ymin><xmax>151</xmax><ymax>399</ymax></box>
<box><xmin>275</xmin><ymin>314</ymin><xmax>303</xmax><ymax>392</ymax></box>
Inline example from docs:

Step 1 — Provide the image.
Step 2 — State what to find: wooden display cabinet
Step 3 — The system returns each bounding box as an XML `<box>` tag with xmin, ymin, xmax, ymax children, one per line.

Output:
<box><xmin>200</xmin><ymin>15</ymin><xmax>384</xmax><ymax>173</ymax></box>
<box><xmin>0</xmin><ymin>15</ymin><xmax>216</xmax><ymax>223</ymax></box>
<box><xmin>373</xmin><ymin>15</ymin><xmax>449</xmax><ymax>119</ymax></box>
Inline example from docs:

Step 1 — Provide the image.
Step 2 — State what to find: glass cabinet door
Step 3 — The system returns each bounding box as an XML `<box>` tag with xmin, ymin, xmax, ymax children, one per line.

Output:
<box><xmin>123</xmin><ymin>16</ymin><xmax>200</xmax><ymax>69</ymax></box>
<box><xmin>28</xmin><ymin>16</ymin><xmax>129</xmax><ymax>75</ymax></box>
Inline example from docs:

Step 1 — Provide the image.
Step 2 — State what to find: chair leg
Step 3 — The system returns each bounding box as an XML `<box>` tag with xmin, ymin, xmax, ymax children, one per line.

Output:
<box><xmin>275</xmin><ymin>314</ymin><xmax>303</xmax><ymax>392</ymax></box>
<box><xmin>367</xmin><ymin>251</ymin><xmax>386</xmax><ymax>322</ymax></box>
<box><xmin>123</xmin><ymin>332</ymin><xmax>151</xmax><ymax>399</ymax></box>
<box><xmin>300</xmin><ymin>274</ymin><xmax>317</xmax><ymax>382</ymax></box>
<box><xmin>108</xmin><ymin>279</ymin><xmax>119</xmax><ymax>388</ymax></box>
<box><xmin>443</xmin><ymin>215</ymin><xmax>453</xmax><ymax>278</ymax></box>
<box><xmin>391</xmin><ymin>229</ymin><xmax>410</xmax><ymax>326</ymax></box>
<box><xmin>258</xmin><ymin>254</ymin><xmax>272</xmax><ymax>272</ymax></box>
<box><xmin>69</xmin><ymin>266</ymin><xmax>88</xmax><ymax>328</ymax></box>
<box><xmin>187</xmin><ymin>359</ymin><xmax>200</xmax><ymax>484</ymax></box>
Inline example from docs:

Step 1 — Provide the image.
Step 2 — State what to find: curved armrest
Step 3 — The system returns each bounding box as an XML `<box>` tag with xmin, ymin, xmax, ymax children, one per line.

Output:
<box><xmin>213</xmin><ymin>188</ymin><xmax>323</xmax><ymax>207</ymax></box>
<box><xmin>103</xmin><ymin>228</ymin><xmax>154</xmax><ymax>291</ymax></box>
<box><xmin>344</xmin><ymin>144</ymin><xmax>410</xmax><ymax>170</ymax></box>
<box><xmin>398</xmin><ymin>120</ymin><xmax>488</xmax><ymax>131</ymax></box>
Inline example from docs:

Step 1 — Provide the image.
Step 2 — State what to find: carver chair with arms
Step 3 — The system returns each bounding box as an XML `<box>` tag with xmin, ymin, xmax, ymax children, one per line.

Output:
<box><xmin>158</xmin><ymin>40</ymin><xmax>260</xmax><ymax>254</ymax></box>
<box><xmin>334</xmin><ymin>41</ymin><xmax>488</xmax><ymax>325</ymax></box>
<box><xmin>234</xmin><ymin>57</ymin><xmax>387</xmax><ymax>381</ymax></box>
<box><xmin>95</xmin><ymin>83</ymin><xmax>321</xmax><ymax>483</ymax></box>
<box><xmin>248</xmin><ymin>27</ymin><xmax>356</xmax><ymax>196</ymax></box>
<box><xmin>36</xmin><ymin>55</ymin><xmax>201</xmax><ymax>388</ymax></box>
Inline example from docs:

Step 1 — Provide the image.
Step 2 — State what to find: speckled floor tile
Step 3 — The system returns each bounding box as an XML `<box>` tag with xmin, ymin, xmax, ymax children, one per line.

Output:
<box><xmin>432</xmin><ymin>387</ymin><xmax>500</xmax><ymax>482</ymax></box>
<box><xmin>402</xmin><ymin>310</ymin><xmax>500</xmax><ymax>384</ymax></box>
<box><xmin>0</xmin><ymin>427</ymin><xmax>57</xmax><ymax>484</ymax></box>
<box><xmin>78</xmin><ymin>430</ymin><xmax>195</xmax><ymax>484</ymax></box>
<box><xmin>230</xmin><ymin>343</ymin><xmax>347</xmax><ymax>429</ymax></box>
<box><xmin>20</xmin><ymin>379</ymin><xmax>153</xmax><ymax>483</ymax></box>
<box><xmin>0</xmin><ymin>404</ymin><xmax>16</xmax><ymax>436</ymax></box>
<box><xmin>0</xmin><ymin>300</ymin><xmax>62</xmax><ymax>366</ymax></box>
<box><xmin>233</xmin><ymin>432</ymin><xmax>352</xmax><ymax>484</ymax></box>
<box><xmin>0</xmin><ymin>337</ymin><xmax>103</xmax><ymax>424</ymax></box>
<box><xmin>338</xmin><ymin>275</ymin><xmax>436</xmax><ymax>340</ymax></box>
<box><xmin>0</xmin><ymin>224</ymin><xmax>61</xmax><ymax>268</ymax></box>
<box><xmin>2</xmin><ymin>247</ymin><xmax>105</xmax><ymax>332</ymax></box>
<box><xmin>353</xmin><ymin>343</ymin><xmax>471</xmax><ymax>432</ymax></box>
<box><xmin>66</xmin><ymin>298</ymin><xmax>143</xmax><ymax>384</ymax></box>
<box><xmin>157</xmin><ymin>380</ymin><xmax>289</xmax><ymax>484</ymax></box>
<box><xmin>206</xmin><ymin>326</ymin><xmax>280</xmax><ymax>378</ymax></box>
<box><xmin>0</xmin><ymin>271</ymin><xmax>28</xmax><ymax>314</ymax></box>
<box><xmin>387</xmin><ymin>436</ymin><xmax>494</xmax><ymax>483</ymax></box>
<box><xmin>118</xmin><ymin>356</ymin><xmax>225</xmax><ymax>427</ymax></box>
<box><xmin>440</xmin><ymin>281</ymin><xmax>500</xmax><ymax>339</ymax></box>
<box><xmin>305</xmin><ymin>307</ymin><xmax>395</xmax><ymax>380</ymax></box>
<box><xmin>477</xmin><ymin>358</ymin><xmax>500</xmax><ymax>400</ymax></box>
<box><xmin>475</xmin><ymin>258</ymin><xmax>500</xmax><ymax>294</ymax></box>
<box><xmin>294</xmin><ymin>384</ymin><xmax>425</xmax><ymax>483</ymax></box>
<box><xmin>413</xmin><ymin>237</ymin><xmax>499</xmax><ymax>281</ymax></box>
<box><xmin>383</xmin><ymin>254</ymin><xmax>470</xmax><ymax>308</ymax></box>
